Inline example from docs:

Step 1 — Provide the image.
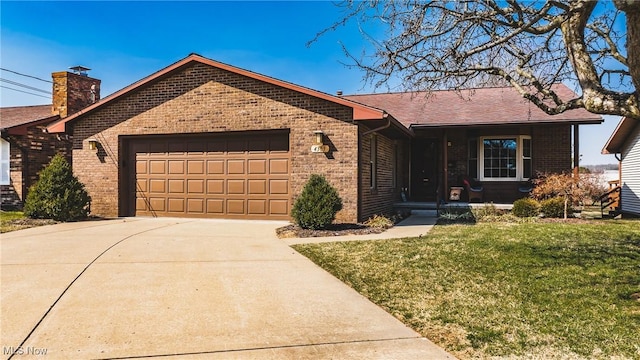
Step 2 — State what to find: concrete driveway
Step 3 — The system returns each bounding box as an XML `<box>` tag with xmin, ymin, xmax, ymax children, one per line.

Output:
<box><xmin>1</xmin><ymin>218</ymin><xmax>454</xmax><ymax>359</ymax></box>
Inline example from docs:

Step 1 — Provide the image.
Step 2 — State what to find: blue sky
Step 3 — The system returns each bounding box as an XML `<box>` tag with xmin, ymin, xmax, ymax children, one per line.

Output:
<box><xmin>0</xmin><ymin>1</ymin><xmax>621</xmax><ymax>165</ymax></box>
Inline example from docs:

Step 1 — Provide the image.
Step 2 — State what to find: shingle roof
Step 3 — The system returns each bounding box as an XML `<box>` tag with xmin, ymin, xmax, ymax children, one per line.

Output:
<box><xmin>344</xmin><ymin>84</ymin><xmax>603</xmax><ymax>128</ymax></box>
<box><xmin>0</xmin><ymin>105</ymin><xmax>56</xmax><ymax>130</ymax></box>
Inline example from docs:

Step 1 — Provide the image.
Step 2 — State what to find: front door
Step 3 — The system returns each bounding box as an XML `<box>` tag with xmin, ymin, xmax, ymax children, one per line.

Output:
<box><xmin>411</xmin><ymin>140</ymin><xmax>439</xmax><ymax>201</ymax></box>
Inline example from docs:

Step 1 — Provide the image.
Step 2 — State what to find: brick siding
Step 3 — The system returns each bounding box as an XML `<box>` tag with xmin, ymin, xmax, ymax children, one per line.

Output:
<box><xmin>0</xmin><ymin>125</ymin><xmax>72</xmax><ymax>209</ymax></box>
<box><xmin>71</xmin><ymin>63</ymin><xmax>365</xmax><ymax>222</ymax></box>
<box><xmin>359</xmin><ymin>130</ymin><xmax>410</xmax><ymax>220</ymax></box>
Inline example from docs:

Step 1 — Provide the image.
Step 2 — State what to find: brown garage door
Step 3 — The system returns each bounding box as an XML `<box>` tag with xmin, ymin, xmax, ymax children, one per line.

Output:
<box><xmin>128</xmin><ymin>132</ymin><xmax>290</xmax><ymax>219</ymax></box>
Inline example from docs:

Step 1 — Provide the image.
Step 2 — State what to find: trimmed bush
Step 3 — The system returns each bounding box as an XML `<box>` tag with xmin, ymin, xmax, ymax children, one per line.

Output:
<box><xmin>512</xmin><ymin>198</ymin><xmax>540</xmax><ymax>218</ymax></box>
<box><xmin>291</xmin><ymin>174</ymin><xmax>343</xmax><ymax>230</ymax></box>
<box><xmin>540</xmin><ymin>197</ymin><xmax>571</xmax><ymax>218</ymax></box>
<box><xmin>24</xmin><ymin>154</ymin><xmax>91</xmax><ymax>221</ymax></box>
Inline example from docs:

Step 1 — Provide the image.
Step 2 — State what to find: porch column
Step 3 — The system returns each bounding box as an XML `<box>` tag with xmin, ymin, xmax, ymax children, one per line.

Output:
<box><xmin>573</xmin><ymin>124</ymin><xmax>580</xmax><ymax>178</ymax></box>
<box><xmin>443</xmin><ymin>131</ymin><xmax>448</xmax><ymax>203</ymax></box>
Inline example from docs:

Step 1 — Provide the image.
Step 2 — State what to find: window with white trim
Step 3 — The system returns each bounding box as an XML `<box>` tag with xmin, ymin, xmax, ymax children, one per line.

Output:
<box><xmin>0</xmin><ymin>138</ymin><xmax>10</xmax><ymax>185</ymax></box>
<box><xmin>474</xmin><ymin>136</ymin><xmax>531</xmax><ymax>181</ymax></box>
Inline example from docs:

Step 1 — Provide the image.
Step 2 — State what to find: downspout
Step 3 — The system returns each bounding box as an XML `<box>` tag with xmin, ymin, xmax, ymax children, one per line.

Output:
<box><xmin>573</xmin><ymin>124</ymin><xmax>580</xmax><ymax>178</ymax></box>
<box><xmin>361</xmin><ymin>113</ymin><xmax>391</xmax><ymax>136</ymax></box>
<box><xmin>615</xmin><ymin>152</ymin><xmax>622</xmax><ymax>212</ymax></box>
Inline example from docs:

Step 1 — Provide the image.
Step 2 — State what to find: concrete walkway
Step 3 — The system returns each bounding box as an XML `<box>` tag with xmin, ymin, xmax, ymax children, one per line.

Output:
<box><xmin>284</xmin><ymin>214</ymin><xmax>437</xmax><ymax>245</ymax></box>
<box><xmin>1</xmin><ymin>217</ymin><xmax>453</xmax><ymax>359</ymax></box>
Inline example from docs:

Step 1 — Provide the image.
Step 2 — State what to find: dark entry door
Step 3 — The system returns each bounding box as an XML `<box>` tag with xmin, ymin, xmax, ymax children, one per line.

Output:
<box><xmin>411</xmin><ymin>140</ymin><xmax>439</xmax><ymax>201</ymax></box>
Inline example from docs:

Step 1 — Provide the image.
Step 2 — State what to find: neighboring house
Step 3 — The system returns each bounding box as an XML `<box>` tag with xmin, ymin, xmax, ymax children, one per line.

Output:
<box><xmin>47</xmin><ymin>54</ymin><xmax>602</xmax><ymax>222</ymax></box>
<box><xmin>0</xmin><ymin>70</ymin><xmax>100</xmax><ymax>209</ymax></box>
<box><xmin>603</xmin><ymin>117</ymin><xmax>640</xmax><ymax>217</ymax></box>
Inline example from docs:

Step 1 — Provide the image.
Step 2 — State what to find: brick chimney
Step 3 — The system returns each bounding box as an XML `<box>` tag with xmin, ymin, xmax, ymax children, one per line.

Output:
<box><xmin>52</xmin><ymin>67</ymin><xmax>101</xmax><ymax>117</ymax></box>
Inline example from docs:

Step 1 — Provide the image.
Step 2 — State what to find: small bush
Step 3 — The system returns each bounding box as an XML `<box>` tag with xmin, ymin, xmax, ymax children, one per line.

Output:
<box><xmin>24</xmin><ymin>154</ymin><xmax>91</xmax><ymax>221</ymax></box>
<box><xmin>364</xmin><ymin>214</ymin><xmax>394</xmax><ymax>229</ymax></box>
<box><xmin>540</xmin><ymin>197</ymin><xmax>572</xmax><ymax>218</ymax></box>
<box><xmin>472</xmin><ymin>203</ymin><xmax>505</xmax><ymax>221</ymax></box>
<box><xmin>512</xmin><ymin>198</ymin><xmax>540</xmax><ymax>218</ymax></box>
<box><xmin>291</xmin><ymin>174</ymin><xmax>343</xmax><ymax>230</ymax></box>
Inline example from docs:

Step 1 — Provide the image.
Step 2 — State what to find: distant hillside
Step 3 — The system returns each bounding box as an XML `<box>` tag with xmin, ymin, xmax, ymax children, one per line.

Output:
<box><xmin>585</xmin><ymin>164</ymin><xmax>618</xmax><ymax>172</ymax></box>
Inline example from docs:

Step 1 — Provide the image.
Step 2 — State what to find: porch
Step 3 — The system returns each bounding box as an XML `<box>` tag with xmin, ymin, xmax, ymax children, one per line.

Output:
<box><xmin>394</xmin><ymin>201</ymin><xmax>514</xmax><ymax>216</ymax></box>
<box><xmin>406</xmin><ymin>124</ymin><xmax>578</xmax><ymax>205</ymax></box>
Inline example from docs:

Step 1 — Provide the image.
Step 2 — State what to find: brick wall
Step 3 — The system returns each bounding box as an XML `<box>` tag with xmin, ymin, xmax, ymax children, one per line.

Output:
<box><xmin>414</xmin><ymin>124</ymin><xmax>572</xmax><ymax>203</ymax></box>
<box><xmin>0</xmin><ymin>126</ymin><xmax>72</xmax><ymax>209</ymax></box>
<box><xmin>70</xmin><ymin>62</ymin><xmax>363</xmax><ymax>222</ymax></box>
<box><xmin>359</xmin><ymin>130</ymin><xmax>409</xmax><ymax>220</ymax></box>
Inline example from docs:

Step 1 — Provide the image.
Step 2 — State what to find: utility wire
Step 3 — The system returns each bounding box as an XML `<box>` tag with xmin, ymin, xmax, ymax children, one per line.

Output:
<box><xmin>0</xmin><ymin>68</ymin><xmax>53</xmax><ymax>83</ymax></box>
<box><xmin>0</xmin><ymin>78</ymin><xmax>51</xmax><ymax>94</ymax></box>
<box><xmin>0</xmin><ymin>85</ymin><xmax>51</xmax><ymax>99</ymax></box>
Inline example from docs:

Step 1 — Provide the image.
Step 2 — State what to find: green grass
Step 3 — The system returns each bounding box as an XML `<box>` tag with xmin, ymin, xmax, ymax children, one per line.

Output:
<box><xmin>293</xmin><ymin>221</ymin><xmax>640</xmax><ymax>359</ymax></box>
<box><xmin>0</xmin><ymin>210</ymin><xmax>56</xmax><ymax>233</ymax></box>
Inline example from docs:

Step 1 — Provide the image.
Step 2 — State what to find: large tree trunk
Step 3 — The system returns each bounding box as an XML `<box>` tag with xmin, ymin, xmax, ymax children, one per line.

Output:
<box><xmin>563</xmin><ymin>0</ymin><xmax>639</xmax><ymax>118</ymax></box>
<box><xmin>616</xmin><ymin>1</ymin><xmax>640</xmax><ymax>97</ymax></box>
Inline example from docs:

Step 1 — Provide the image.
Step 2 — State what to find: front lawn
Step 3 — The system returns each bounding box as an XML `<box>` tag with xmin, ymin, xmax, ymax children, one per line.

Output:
<box><xmin>293</xmin><ymin>221</ymin><xmax>640</xmax><ymax>359</ymax></box>
<box><xmin>0</xmin><ymin>211</ymin><xmax>56</xmax><ymax>233</ymax></box>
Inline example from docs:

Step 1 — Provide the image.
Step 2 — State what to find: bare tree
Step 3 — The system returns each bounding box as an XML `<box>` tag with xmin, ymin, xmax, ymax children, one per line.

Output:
<box><xmin>315</xmin><ymin>0</ymin><xmax>639</xmax><ymax>119</ymax></box>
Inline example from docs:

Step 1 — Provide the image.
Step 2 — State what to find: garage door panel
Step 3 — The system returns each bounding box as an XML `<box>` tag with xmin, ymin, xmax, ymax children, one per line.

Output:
<box><xmin>149</xmin><ymin>198</ymin><xmax>166</xmax><ymax>212</ymax></box>
<box><xmin>149</xmin><ymin>179</ymin><xmax>166</xmax><ymax>193</ymax></box>
<box><xmin>227</xmin><ymin>199</ymin><xmax>245</xmax><ymax>214</ymax></box>
<box><xmin>207</xmin><ymin>160</ymin><xmax>224</xmax><ymax>174</ymax></box>
<box><xmin>227</xmin><ymin>160</ymin><xmax>245</xmax><ymax>174</ymax></box>
<box><xmin>269</xmin><ymin>200</ymin><xmax>289</xmax><ymax>215</ymax></box>
<box><xmin>136</xmin><ymin>161</ymin><xmax>148</xmax><ymax>175</ymax></box>
<box><xmin>187</xmin><ymin>179</ymin><xmax>205</xmax><ymax>194</ymax></box>
<box><xmin>168</xmin><ymin>179</ymin><xmax>185</xmax><ymax>193</ymax></box>
<box><xmin>187</xmin><ymin>198</ymin><xmax>204</xmax><ymax>213</ymax></box>
<box><xmin>248</xmin><ymin>159</ymin><xmax>267</xmax><ymax>174</ymax></box>
<box><xmin>136</xmin><ymin>198</ymin><xmax>148</xmax><ymax>211</ymax></box>
<box><xmin>227</xmin><ymin>180</ymin><xmax>245</xmax><ymax>194</ymax></box>
<box><xmin>168</xmin><ymin>198</ymin><xmax>184</xmax><ymax>213</ymax></box>
<box><xmin>149</xmin><ymin>160</ymin><xmax>166</xmax><ymax>174</ymax></box>
<box><xmin>270</xmin><ymin>179</ymin><xmax>289</xmax><ymax>195</ymax></box>
<box><xmin>207</xmin><ymin>199</ymin><xmax>224</xmax><ymax>214</ymax></box>
<box><xmin>187</xmin><ymin>160</ymin><xmax>204</xmax><ymax>174</ymax></box>
<box><xmin>248</xmin><ymin>199</ymin><xmax>266</xmax><ymax>215</ymax></box>
<box><xmin>168</xmin><ymin>160</ymin><xmax>185</xmax><ymax>174</ymax></box>
<box><xmin>248</xmin><ymin>179</ymin><xmax>267</xmax><ymax>195</ymax></box>
<box><xmin>269</xmin><ymin>159</ymin><xmax>288</xmax><ymax>174</ymax></box>
<box><xmin>136</xmin><ymin>179</ymin><xmax>147</xmax><ymax>192</ymax></box>
<box><xmin>131</xmin><ymin>132</ymin><xmax>290</xmax><ymax>219</ymax></box>
<box><xmin>207</xmin><ymin>179</ymin><xmax>224</xmax><ymax>194</ymax></box>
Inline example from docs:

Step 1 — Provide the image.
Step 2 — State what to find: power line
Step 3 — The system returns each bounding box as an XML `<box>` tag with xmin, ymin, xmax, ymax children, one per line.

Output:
<box><xmin>0</xmin><ymin>68</ymin><xmax>53</xmax><ymax>84</ymax></box>
<box><xmin>0</xmin><ymin>78</ymin><xmax>51</xmax><ymax>94</ymax></box>
<box><xmin>0</xmin><ymin>85</ymin><xmax>51</xmax><ymax>99</ymax></box>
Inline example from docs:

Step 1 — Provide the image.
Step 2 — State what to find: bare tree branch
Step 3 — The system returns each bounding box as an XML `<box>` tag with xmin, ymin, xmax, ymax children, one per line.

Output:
<box><xmin>316</xmin><ymin>0</ymin><xmax>639</xmax><ymax>119</ymax></box>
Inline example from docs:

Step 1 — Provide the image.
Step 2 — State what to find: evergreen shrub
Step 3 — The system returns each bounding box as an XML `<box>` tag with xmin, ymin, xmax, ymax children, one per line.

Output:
<box><xmin>291</xmin><ymin>174</ymin><xmax>342</xmax><ymax>229</ymax></box>
<box><xmin>24</xmin><ymin>154</ymin><xmax>91</xmax><ymax>221</ymax></box>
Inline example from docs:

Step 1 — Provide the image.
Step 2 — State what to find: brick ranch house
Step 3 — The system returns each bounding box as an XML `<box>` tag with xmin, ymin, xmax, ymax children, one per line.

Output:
<box><xmin>46</xmin><ymin>54</ymin><xmax>602</xmax><ymax>222</ymax></box>
<box><xmin>0</xmin><ymin>70</ymin><xmax>100</xmax><ymax>208</ymax></box>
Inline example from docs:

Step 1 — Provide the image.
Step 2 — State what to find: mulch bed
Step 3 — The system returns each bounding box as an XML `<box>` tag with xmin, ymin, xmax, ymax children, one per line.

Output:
<box><xmin>276</xmin><ymin>223</ymin><xmax>386</xmax><ymax>238</ymax></box>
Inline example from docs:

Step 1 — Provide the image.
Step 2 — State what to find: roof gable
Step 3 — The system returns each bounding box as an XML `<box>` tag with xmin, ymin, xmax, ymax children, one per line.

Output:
<box><xmin>602</xmin><ymin>117</ymin><xmax>639</xmax><ymax>154</ymax></box>
<box><xmin>344</xmin><ymin>85</ymin><xmax>603</xmax><ymax>128</ymax></box>
<box><xmin>47</xmin><ymin>54</ymin><xmax>387</xmax><ymax>133</ymax></box>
